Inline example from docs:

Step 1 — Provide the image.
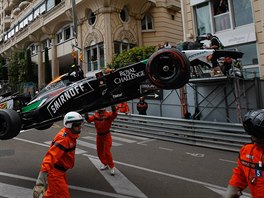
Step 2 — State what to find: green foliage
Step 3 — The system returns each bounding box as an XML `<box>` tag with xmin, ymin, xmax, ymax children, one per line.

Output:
<box><xmin>0</xmin><ymin>56</ymin><xmax>6</xmax><ymax>80</ymax></box>
<box><xmin>25</xmin><ymin>49</ymin><xmax>34</xmax><ymax>82</ymax></box>
<box><xmin>8</xmin><ymin>52</ymin><xmax>20</xmax><ymax>91</ymax></box>
<box><xmin>18</xmin><ymin>58</ymin><xmax>26</xmax><ymax>83</ymax></box>
<box><xmin>108</xmin><ymin>46</ymin><xmax>156</xmax><ymax>70</ymax></box>
<box><xmin>7</xmin><ymin>49</ymin><xmax>38</xmax><ymax>92</ymax></box>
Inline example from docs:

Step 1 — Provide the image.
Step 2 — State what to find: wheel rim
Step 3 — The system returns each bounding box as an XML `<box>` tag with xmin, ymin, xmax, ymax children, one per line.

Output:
<box><xmin>153</xmin><ymin>53</ymin><xmax>178</xmax><ymax>81</ymax></box>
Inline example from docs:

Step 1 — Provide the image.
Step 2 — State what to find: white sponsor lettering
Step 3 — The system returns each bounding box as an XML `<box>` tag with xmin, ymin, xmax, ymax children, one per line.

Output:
<box><xmin>47</xmin><ymin>82</ymin><xmax>90</xmax><ymax>115</ymax></box>
<box><xmin>112</xmin><ymin>93</ymin><xmax>123</xmax><ymax>98</ymax></box>
<box><xmin>114</xmin><ymin>68</ymin><xmax>145</xmax><ymax>84</ymax></box>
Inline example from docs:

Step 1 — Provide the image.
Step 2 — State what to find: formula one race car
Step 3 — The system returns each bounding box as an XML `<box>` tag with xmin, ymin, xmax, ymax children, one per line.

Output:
<box><xmin>183</xmin><ymin>49</ymin><xmax>243</xmax><ymax>78</ymax></box>
<box><xmin>178</xmin><ymin>38</ymin><xmax>244</xmax><ymax>78</ymax></box>
<box><xmin>0</xmin><ymin>48</ymin><xmax>190</xmax><ymax>140</ymax></box>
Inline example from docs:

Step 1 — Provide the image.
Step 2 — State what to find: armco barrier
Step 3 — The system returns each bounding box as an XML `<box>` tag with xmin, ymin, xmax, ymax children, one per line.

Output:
<box><xmin>85</xmin><ymin>113</ymin><xmax>250</xmax><ymax>152</ymax></box>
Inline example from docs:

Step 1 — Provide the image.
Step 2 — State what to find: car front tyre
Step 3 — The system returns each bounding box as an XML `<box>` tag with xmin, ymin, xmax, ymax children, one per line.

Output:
<box><xmin>0</xmin><ymin>109</ymin><xmax>21</xmax><ymax>140</ymax></box>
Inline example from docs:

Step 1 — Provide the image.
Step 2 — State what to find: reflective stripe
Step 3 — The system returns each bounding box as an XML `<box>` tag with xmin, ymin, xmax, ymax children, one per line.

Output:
<box><xmin>97</xmin><ymin>131</ymin><xmax>110</xmax><ymax>136</ymax></box>
<box><xmin>54</xmin><ymin>163</ymin><xmax>67</xmax><ymax>172</ymax></box>
<box><xmin>239</xmin><ymin>158</ymin><xmax>264</xmax><ymax>170</ymax></box>
<box><xmin>52</xmin><ymin>141</ymin><xmax>76</xmax><ymax>152</ymax></box>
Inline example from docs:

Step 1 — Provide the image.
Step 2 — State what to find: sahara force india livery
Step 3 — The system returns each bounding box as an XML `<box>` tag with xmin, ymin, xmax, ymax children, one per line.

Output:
<box><xmin>0</xmin><ymin>48</ymin><xmax>190</xmax><ymax>140</ymax></box>
<box><xmin>0</xmin><ymin>47</ymin><xmax>243</xmax><ymax>140</ymax></box>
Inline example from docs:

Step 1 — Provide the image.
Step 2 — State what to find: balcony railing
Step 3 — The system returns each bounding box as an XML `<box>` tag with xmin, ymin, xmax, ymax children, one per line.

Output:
<box><xmin>19</xmin><ymin>1</ymin><xmax>30</xmax><ymax>10</ymax></box>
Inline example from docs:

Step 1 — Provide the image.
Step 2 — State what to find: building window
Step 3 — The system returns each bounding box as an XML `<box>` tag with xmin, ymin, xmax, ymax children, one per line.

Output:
<box><xmin>87</xmin><ymin>9</ymin><xmax>96</xmax><ymax>25</ymax></box>
<box><xmin>86</xmin><ymin>42</ymin><xmax>104</xmax><ymax>72</ymax></box>
<box><xmin>195</xmin><ymin>2</ymin><xmax>211</xmax><ymax>35</ymax></box>
<box><xmin>55</xmin><ymin>0</ymin><xmax>62</xmax><ymax>6</ymax></box>
<box><xmin>43</xmin><ymin>39</ymin><xmax>51</xmax><ymax>49</ymax></box>
<box><xmin>194</xmin><ymin>0</ymin><xmax>254</xmax><ymax>35</ymax></box>
<box><xmin>34</xmin><ymin>7</ymin><xmax>40</xmax><ymax>19</ymax></box>
<box><xmin>120</xmin><ymin>7</ymin><xmax>129</xmax><ymax>22</ymax></box>
<box><xmin>141</xmin><ymin>14</ymin><xmax>153</xmax><ymax>31</ymax></box>
<box><xmin>47</xmin><ymin>0</ymin><xmax>55</xmax><ymax>11</ymax></box>
<box><xmin>233</xmin><ymin>0</ymin><xmax>253</xmax><ymax>27</ymax></box>
<box><xmin>56</xmin><ymin>32</ymin><xmax>62</xmax><ymax>44</ymax></box>
<box><xmin>64</xmin><ymin>26</ymin><xmax>71</xmax><ymax>40</ymax></box>
<box><xmin>29</xmin><ymin>44</ymin><xmax>37</xmax><ymax>55</ymax></box>
<box><xmin>114</xmin><ymin>40</ymin><xmax>136</xmax><ymax>54</ymax></box>
<box><xmin>213</xmin><ymin>0</ymin><xmax>230</xmax><ymax>32</ymax></box>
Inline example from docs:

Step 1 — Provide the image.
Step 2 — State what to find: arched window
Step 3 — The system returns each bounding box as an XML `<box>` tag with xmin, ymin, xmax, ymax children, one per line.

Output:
<box><xmin>141</xmin><ymin>14</ymin><xmax>153</xmax><ymax>31</ymax></box>
<box><xmin>114</xmin><ymin>39</ymin><xmax>136</xmax><ymax>54</ymax></box>
<box><xmin>86</xmin><ymin>42</ymin><xmax>104</xmax><ymax>72</ymax></box>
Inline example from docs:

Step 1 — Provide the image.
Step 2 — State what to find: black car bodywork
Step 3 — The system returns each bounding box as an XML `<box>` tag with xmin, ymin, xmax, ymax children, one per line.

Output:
<box><xmin>0</xmin><ymin>47</ymin><xmax>243</xmax><ymax>140</ymax></box>
<box><xmin>0</xmin><ymin>49</ymin><xmax>190</xmax><ymax>140</ymax></box>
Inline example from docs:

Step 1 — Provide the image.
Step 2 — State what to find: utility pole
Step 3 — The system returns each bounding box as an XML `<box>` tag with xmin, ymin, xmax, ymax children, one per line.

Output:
<box><xmin>71</xmin><ymin>0</ymin><xmax>83</xmax><ymax>73</ymax></box>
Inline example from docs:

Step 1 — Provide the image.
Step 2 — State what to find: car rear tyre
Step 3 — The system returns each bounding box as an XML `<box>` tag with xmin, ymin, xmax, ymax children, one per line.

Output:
<box><xmin>146</xmin><ymin>48</ymin><xmax>190</xmax><ymax>89</ymax></box>
<box><xmin>0</xmin><ymin>109</ymin><xmax>21</xmax><ymax>140</ymax></box>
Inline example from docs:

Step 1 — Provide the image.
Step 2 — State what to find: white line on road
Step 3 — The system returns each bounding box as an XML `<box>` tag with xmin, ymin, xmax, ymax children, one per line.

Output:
<box><xmin>86</xmin><ymin>155</ymin><xmax>147</xmax><ymax>198</ymax></box>
<box><xmin>83</xmin><ymin>154</ymin><xmax>250</xmax><ymax>197</ymax></box>
<box><xmin>111</xmin><ymin>133</ymin><xmax>150</xmax><ymax>141</ymax></box>
<box><xmin>81</xmin><ymin>136</ymin><xmax>123</xmax><ymax>146</ymax></box>
<box><xmin>219</xmin><ymin>158</ymin><xmax>237</xmax><ymax>164</ymax></box>
<box><xmin>77</xmin><ymin>139</ymin><xmax>97</xmax><ymax>149</ymax></box>
<box><xmin>0</xmin><ymin>182</ymin><xmax>32</xmax><ymax>198</ymax></box>
<box><xmin>205</xmin><ymin>186</ymin><xmax>250</xmax><ymax>198</ymax></box>
<box><xmin>83</xmin><ymin>136</ymin><xmax>136</xmax><ymax>144</ymax></box>
<box><xmin>159</xmin><ymin>147</ymin><xmax>173</xmax><ymax>151</ymax></box>
<box><xmin>44</xmin><ymin>141</ymin><xmax>88</xmax><ymax>154</ymax></box>
<box><xmin>111</xmin><ymin>136</ymin><xmax>137</xmax><ymax>143</ymax></box>
<box><xmin>137</xmin><ymin>139</ymin><xmax>155</xmax><ymax>146</ymax></box>
<box><xmin>14</xmin><ymin>137</ymin><xmax>50</xmax><ymax>147</ymax></box>
<box><xmin>0</xmin><ymin>172</ymin><xmax>134</xmax><ymax>198</ymax></box>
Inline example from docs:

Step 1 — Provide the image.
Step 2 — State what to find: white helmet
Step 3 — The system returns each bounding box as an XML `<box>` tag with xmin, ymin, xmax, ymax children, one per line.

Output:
<box><xmin>63</xmin><ymin>111</ymin><xmax>84</xmax><ymax>128</ymax></box>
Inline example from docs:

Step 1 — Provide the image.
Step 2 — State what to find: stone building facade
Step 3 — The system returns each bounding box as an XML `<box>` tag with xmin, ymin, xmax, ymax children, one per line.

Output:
<box><xmin>0</xmin><ymin>0</ymin><xmax>182</xmax><ymax>88</ymax></box>
<box><xmin>181</xmin><ymin>0</ymin><xmax>264</xmax><ymax>79</ymax></box>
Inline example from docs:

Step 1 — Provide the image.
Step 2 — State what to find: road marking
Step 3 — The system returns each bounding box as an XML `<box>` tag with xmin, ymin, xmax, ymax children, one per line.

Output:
<box><xmin>44</xmin><ymin>141</ymin><xmax>87</xmax><ymax>154</ymax></box>
<box><xmin>0</xmin><ymin>182</ymin><xmax>32</xmax><ymax>198</ymax></box>
<box><xmin>111</xmin><ymin>133</ymin><xmax>150</xmax><ymax>140</ymax></box>
<box><xmin>111</xmin><ymin>136</ymin><xmax>137</xmax><ymax>143</ymax></box>
<box><xmin>159</xmin><ymin>147</ymin><xmax>173</xmax><ymax>151</ymax></box>
<box><xmin>219</xmin><ymin>159</ymin><xmax>236</xmax><ymax>164</ymax></box>
<box><xmin>86</xmin><ymin>155</ymin><xmax>147</xmax><ymax>198</ymax></box>
<box><xmin>185</xmin><ymin>152</ymin><xmax>205</xmax><ymax>157</ymax></box>
<box><xmin>81</xmin><ymin>136</ymin><xmax>123</xmax><ymax>146</ymax></box>
<box><xmin>77</xmin><ymin>139</ymin><xmax>96</xmax><ymax>149</ymax></box>
<box><xmin>137</xmin><ymin>139</ymin><xmax>155</xmax><ymax>146</ymax></box>
<box><xmin>84</xmin><ymin>154</ymin><xmax>252</xmax><ymax>197</ymax></box>
<box><xmin>205</xmin><ymin>186</ymin><xmax>250</xmax><ymax>198</ymax></box>
<box><xmin>15</xmin><ymin>137</ymin><xmax>50</xmax><ymax>147</ymax></box>
<box><xmin>0</xmin><ymin>172</ymin><xmax>135</xmax><ymax>198</ymax></box>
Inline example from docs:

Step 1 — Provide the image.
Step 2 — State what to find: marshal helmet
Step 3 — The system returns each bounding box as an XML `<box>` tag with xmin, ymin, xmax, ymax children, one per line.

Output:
<box><xmin>63</xmin><ymin>111</ymin><xmax>84</xmax><ymax>128</ymax></box>
<box><xmin>243</xmin><ymin>109</ymin><xmax>264</xmax><ymax>139</ymax></box>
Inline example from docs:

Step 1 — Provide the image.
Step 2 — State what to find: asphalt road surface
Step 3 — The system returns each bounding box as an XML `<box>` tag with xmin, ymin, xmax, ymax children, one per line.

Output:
<box><xmin>0</xmin><ymin>122</ymin><xmax>251</xmax><ymax>198</ymax></box>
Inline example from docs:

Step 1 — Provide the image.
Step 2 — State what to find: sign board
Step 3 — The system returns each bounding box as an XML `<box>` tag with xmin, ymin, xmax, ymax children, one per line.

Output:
<box><xmin>140</xmin><ymin>81</ymin><xmax>163</xmax><ymax>100</ymax></box>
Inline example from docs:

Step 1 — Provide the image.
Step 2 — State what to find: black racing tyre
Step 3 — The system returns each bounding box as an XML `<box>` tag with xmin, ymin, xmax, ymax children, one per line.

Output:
<box><xmin>35</xmin><ymin>123</ymin><xmax>53</xmax><ymax>130</ymax></box>
<box><xmin>0</xmin><ymin>109</ymin><xmax>21</xmax><ymax>140</ymax></box>
<box><xmin>146</xmin><ymin>48</ymin><xmax>190</xmax><ymax>89</ymax></box>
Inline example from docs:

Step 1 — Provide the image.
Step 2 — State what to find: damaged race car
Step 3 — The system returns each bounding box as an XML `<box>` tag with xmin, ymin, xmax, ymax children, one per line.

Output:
<box><xmin>0</xmin><ymin>48</ymin><xmax>191</xmax><ymax>140</ymax></box>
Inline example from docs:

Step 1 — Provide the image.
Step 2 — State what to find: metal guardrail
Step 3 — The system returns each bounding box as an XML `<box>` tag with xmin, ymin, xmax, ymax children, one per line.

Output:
<box><xmin>85</xmin><ymin>113</ymin><xmax>250</xmax><ymax>152</ymax></box>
